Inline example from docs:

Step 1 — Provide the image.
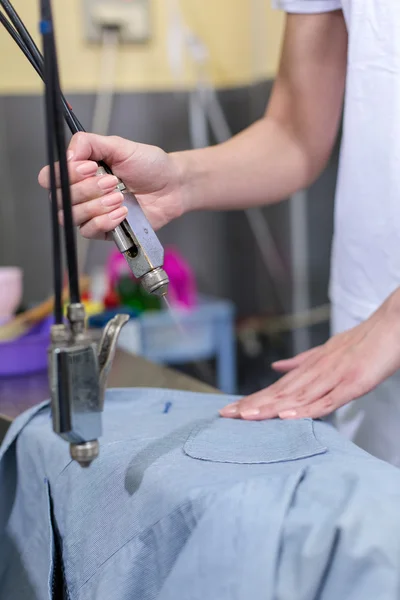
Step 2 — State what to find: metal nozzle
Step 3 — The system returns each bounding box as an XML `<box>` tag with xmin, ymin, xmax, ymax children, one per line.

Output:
<box><xmin>70</xmin><ymin>440</ymin><xmax>99</xmax><ymax>467</ymax></box>
<box><xmin>140</xmin><ymin>267</ymin><xmax>169</xmax><ymax>297</ymax></box>
<box><xmin>98</xmin><ymin>313</ymin><xmax>130</xmax><ymax>407</ymax></box>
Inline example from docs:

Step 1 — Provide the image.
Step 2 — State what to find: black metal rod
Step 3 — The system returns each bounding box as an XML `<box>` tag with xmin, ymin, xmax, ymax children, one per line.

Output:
<box><xmin>0</xmin><ymin>10</ymin><xmax>42</xmax><ymax>76</ymax></box>
<box><xmin>41</xmin><ymin>16</ymin><xmax>62</xmax><ymax>322</ymax></box>
<box><xmin>41</xmin><ymin>0</ymin><xmax>80</xmax><ymax>304</ymax></box>
<box><xmin>0</xmin><ymin>0</ymin><xmax>122</xmax><ymax>305</ymax></box>
<box><xmin>0</xmin><ymin>1</ymin><xmax>83</xmax><ymax>134</ymax></box>
<box><xmin>0</xmin><ymin>2</ymin><xmax>115</xmax><ymax>175</ymax></box>
<box><xmin>46</xmin><ymin>140</ymin><xmax>64</xmax><ymax>320</ymax></box>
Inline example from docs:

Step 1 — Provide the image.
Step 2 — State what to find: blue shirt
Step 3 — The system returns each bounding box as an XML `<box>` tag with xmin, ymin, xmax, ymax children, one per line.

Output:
<box><xmin>1</xmin><ymin>388</ymin><xmax>400</xmax><ymax>599</ymax></box>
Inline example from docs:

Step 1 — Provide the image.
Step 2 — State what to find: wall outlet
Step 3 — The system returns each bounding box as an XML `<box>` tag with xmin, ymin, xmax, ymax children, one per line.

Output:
<box><xmin>82</xmin><ymin>0</ymin><xmax>151</xmax><ymax>44</ymax></box>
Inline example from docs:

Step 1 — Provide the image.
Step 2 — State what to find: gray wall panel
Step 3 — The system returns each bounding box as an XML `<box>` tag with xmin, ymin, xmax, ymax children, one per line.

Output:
<box><xmin>0</xmin><ymin>84</ymin><xmax>338</xmax><ymax>334</ymax></box>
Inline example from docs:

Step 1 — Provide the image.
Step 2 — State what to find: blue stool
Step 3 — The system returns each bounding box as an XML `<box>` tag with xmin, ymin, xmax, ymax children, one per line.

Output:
<box><xmin>118</xmin><ymin>296</ymin><xmax>237</xmax><ymax>394</ymax></box>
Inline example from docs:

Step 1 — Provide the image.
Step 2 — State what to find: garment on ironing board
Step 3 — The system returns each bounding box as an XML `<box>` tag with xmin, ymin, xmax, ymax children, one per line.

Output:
<box><xmin>1</xmin><ymin>389</ymin><xmax>400</xmax><ymax>600</ymax></box>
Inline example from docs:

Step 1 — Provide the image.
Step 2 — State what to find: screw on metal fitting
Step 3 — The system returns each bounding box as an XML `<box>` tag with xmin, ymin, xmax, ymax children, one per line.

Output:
<box><xmin>67</xmin><ymin>302</ymin><xmax>86</xmax><ymax>336</ymax></box>
<box><xmin>50</xmin><ymin>323</ymin><xmax>70</xmax><ymax>344</ymax></box>
<box><xmin>70</xmin><ymin>440</ymin><xmax>99</xmax><ymax>467</ymax></box>
<box><xmin>141</xmin><ymin>267</ymin><xmax>169</xmax><ymax>297</ymax></box>
<box><xmin>67</xmin><ymin>303</ymin><xmax>85</xmax><ymax>323</ymax></box>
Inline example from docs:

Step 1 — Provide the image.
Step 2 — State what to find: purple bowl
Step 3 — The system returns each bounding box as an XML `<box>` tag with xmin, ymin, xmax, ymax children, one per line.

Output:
<box><xmin>0</xmin><ymin>316</ymin><xmax>53</xmax><ymax>377</ymax></box>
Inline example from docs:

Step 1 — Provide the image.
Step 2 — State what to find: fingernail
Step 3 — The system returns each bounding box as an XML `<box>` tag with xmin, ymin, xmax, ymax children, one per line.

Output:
<box><xmin>241</xmin><ymin>408</ymin><xmax>260</xmax><ymax>418</ymax></box>
<box><xmin>101</xmin><ymin>192</ymin><xmax>123</xmax><ymax>207</ymax></box>
<box><xmin>110</xmin><ymin>206</ymin><xmax>128</xmax><ymax>222</ymax></box>
<box><xmin>76</xmin><ymin>162</ymin><xmax>98</xmax><ymax>176</ymax></box>
<box><xmin>279</xmin><ymin>410</ymin><xmax>297</xmax><ymax>419</ymax></box>
<box><xmin>67</xmin><ymin>151</ymin><xmax>74</xmax><ymax>161</ymax></box>
<box><xmin>219</xmin><ymin>403</ymin><xmax>239</xmax><ymax>416</ymax></box>
<box><xmin>98</xmin><ymin>175</ymin><xmax>119</xmax><ymax>190</ymax></box>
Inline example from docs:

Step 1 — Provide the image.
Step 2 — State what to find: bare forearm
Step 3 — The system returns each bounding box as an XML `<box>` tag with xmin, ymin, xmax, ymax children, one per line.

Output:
<box><xmin>173</xmin><ymin>116</ymin><xmax>319</xmax><ymax>213</ymax></box>
<box><xmin>41</xmin><ymin>16</ymin><xmax>347</xmax><ymax>239</ymax></box>
<box><xmin>173</xmin><ymin>11</ymin><xmax>347</xmax><ymax>215</ymax></box>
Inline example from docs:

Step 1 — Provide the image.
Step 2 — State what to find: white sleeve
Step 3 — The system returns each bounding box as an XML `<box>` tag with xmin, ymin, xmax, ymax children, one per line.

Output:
<box><xmin>272</xmin><ymin>0</ymin><xmax>341</xmax><ymax>13</ymax></box>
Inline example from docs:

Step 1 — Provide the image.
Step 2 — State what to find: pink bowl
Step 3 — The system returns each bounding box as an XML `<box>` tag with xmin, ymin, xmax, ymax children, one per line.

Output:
<box><xmin>0</xmin><ymin>267</ymin><xmax>23</xmax><ymax>323</ymax></box>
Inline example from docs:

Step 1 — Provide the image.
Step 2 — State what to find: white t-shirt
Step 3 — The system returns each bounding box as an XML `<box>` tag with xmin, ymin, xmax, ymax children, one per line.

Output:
<box><xmin>274</xmin><ymin>0</ymin><xmax>400</xmax><ymax>321</ymax></box>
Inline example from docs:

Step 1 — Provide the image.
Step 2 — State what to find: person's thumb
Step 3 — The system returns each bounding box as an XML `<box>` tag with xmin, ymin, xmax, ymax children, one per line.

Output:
<box><xmin>69</xmin><ymin>132</ymin><xmax>138</xmax><ymax>169</ymax></box>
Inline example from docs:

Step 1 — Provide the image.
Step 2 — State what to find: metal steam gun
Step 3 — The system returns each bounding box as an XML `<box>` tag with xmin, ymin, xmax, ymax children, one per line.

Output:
<box><xmin>0</xmin><ymin>0</ymin><xmax>170</xmax><ymax>468</ymax></box>
<box><xmin>48</xmin><ymin>177</ymin><xmax>169</xmax><ymax>467</ymax></box>
<box><xmin>47</xmin><ymin>178</ymin><xmax>169</xmax><ymax>468</ymax></box>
